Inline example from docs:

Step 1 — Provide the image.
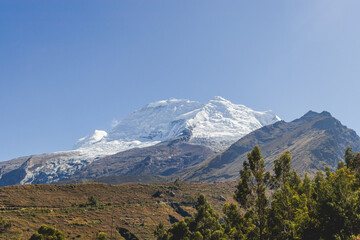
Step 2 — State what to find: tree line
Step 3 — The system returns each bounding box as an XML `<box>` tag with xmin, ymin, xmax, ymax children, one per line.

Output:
<box><xmin>155</xmin><ymin>146</ymin><xmax>360</xmax><ymax>240</ymax></box>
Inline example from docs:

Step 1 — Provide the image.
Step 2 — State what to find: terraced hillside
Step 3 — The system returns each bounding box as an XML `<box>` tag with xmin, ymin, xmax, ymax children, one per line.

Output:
<box><xmin>0</xmin><ymin>182</ymin><xmax>235</xmax><ymax>239</ymax></box>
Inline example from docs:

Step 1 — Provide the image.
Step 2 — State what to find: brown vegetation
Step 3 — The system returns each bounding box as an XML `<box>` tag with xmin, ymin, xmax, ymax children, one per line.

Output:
<box><xmin>0</xmin><ymin>182</ymin><xmax>235</xmax><ymax>239</ymax></box>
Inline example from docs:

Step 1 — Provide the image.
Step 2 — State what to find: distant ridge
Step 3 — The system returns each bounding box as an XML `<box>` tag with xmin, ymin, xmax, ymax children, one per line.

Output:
<box><xmin>180</xmin><ymin>111</ymin><xmax>360</xmax><ymax>182</ymax></box>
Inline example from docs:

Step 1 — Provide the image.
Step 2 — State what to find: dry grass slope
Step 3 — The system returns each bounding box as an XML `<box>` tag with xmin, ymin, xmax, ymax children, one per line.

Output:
<box><xmin>0</xmin><ymin>182</ymin><xmax>236</xmax><ymax>239</ymax></box>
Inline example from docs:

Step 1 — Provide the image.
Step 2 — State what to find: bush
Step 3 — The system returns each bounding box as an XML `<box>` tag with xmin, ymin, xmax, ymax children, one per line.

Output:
<box><xmin>96</xmin><ymin>231</ymin><xmax>109</xmax><ymax>240</ymax></box>
<box><xmin>29</xmin><ymin>225</ymin><xmax>65</xmax><ymax>240</ymax></box>
<box><xmin>0</xmin><ymin>217</ymin><xmax>11</xmax><ymax>233</ymax></box>
<box><xmin>88</xmin><ymin>196</ymin><xmax>100</xmax><ymax>207</ymax></box>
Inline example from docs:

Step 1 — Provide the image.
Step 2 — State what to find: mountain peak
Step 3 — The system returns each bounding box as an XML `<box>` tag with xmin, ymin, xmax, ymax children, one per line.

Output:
<box><xmin>212</xmin><ymin>96</ymin><xmax>227</xmax><ymax>101</ymax></box>
<box><xmin>74</xmin><ymin>130</ymin><xmax>108</xmax><ymax>149</ymax></box>
<box><xmin>145</xmin><ymin>98</ymin><xmax>195</xmax><ymax>108</ymax></box>
<box><xmin>298</xmin><ymin>110</ymin><xmax>330</xmax><ymax>120</ymax></box>
<box><xmin>75</xmin><ymin>97</ymin><xmax>281</xmax><ymax>154</ymax></box>
<box><xmin>303</xmin><ymin>110</ymin><xmax>319</xmax><ymax>117</ymax></box>
<box><xmin>209</xmin><ymin>96</ymin><xmax>244</xmax><ymax>107</ymax></box>
<box><xmin>320</xmin><ymin>111</ymin><xmax>332</xmax><ymax>117</ymax></box>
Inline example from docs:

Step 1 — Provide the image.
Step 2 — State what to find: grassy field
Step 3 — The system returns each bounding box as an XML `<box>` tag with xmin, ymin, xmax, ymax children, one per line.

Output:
<box><xmin>0</xmin><ymin>181</ymin><xmax>236</xmax><ymax>239</ymax></box>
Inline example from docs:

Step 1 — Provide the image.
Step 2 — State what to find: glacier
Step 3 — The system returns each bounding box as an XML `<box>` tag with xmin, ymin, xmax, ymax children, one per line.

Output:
<box><xmin>75</xmin><ymin>96</ymin><xmax>280</xmax><ymax>154</ymax></box>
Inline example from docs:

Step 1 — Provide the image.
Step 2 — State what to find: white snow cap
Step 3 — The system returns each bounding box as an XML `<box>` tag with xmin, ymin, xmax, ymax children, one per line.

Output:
<box><xmin>74</xmin><ymin>96</ymin><xmax>281</xmax><ymax>155</ymax></box>
<box><xmin>74</xmin><ymin>130</ymin><xmax>108</xmax><ymax>149</ymax></box>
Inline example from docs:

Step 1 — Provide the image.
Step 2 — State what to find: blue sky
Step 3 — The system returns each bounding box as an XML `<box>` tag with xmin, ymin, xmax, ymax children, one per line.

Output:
<box><xmin>1</xmin><ymin>0</ymin><xmax>360</xmax><ymax>161</ymax></box>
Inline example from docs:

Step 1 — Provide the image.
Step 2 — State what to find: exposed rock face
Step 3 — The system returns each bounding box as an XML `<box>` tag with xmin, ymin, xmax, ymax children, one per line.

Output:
<box><xmin>180</xmin><ymin>111</ymin><xmax>360</xmax><ymax>182</ymax></box>
<box><xmin>0</xmin><ymin>151</ymin><xmax>87</xmax><ymax>186</ymax></box>
<box><xmin>69</xmin><ymin>138</ymin><xmax>215</xmax><ymax>181</ymax></box>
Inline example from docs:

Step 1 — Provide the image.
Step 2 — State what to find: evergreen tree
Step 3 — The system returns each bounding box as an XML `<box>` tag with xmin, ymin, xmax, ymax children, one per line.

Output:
<box><xmin>155</xmin><ymin>194</ymin><xmax>224</xmax><ymax>240</ymax></box>
<box><xmin>167</xmin><ymin>221</ymin><xmax>189</xmax><ymax>240</ymax></box>
<box><xmin>344</xmin><ymin>146</ymin><xmax>355</xmax><ymax>167</ymax></box>
<box><xmin>273</xmin><ymin>151</ymin><xmax>292</xmax><ymax>186</ymax></box>
<box><xmin>234</xmin><ymin>146</ymin><xmax>269</xmax><ymax>240</ymax></box>
<box><xmin>187</xmin><ymin>194</ymin><xmax>224</xmax><ymax>239</ymax></box>
<box><xmin>223</xmin><ymin>202</ymin><xmax>256</xmax><ymax>240</ymax></box>
<box><xmin>309</xmin><ymin>167</ymin><xmax>360</xmax><ymax>239</ymax></box>
<box><xmin>268</xmin><ymin>151</ymin><xmax>310</xmax><ymax>240</ymax></box>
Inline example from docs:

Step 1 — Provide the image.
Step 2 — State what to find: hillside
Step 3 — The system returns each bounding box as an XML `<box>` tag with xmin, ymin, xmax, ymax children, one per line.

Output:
<box><xmin>181</xmin><ymin>111</ymin><xmax>360</xmax><ymax>182</ymax></box>
<box><xmin>0</xmin><ymin>182</ymin><xmax>236</xmax><ymax>240</ymax></box>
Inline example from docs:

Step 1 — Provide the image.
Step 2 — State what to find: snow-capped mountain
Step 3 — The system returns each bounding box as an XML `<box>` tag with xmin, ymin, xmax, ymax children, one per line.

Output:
<box><xmin>0</xmin><ymin>96</ymin><xmax>280</xmax><ymax>186</ymax></box>
<box><xmin>75</xmin><ymin>96</ymin><xmax>280</xmax><ymax>154</ymax></box>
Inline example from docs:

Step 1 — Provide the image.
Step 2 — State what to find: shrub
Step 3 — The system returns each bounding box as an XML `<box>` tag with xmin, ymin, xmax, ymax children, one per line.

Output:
<box><xmin>96</xmin><ymin>231</ymin><xmax>109</xmax><ymax>240</ymax></box>
<box><xmin>29</xmin><ymin>225</ymin><xmax>65</xmax><ymax>240</ymax></box>
<box><xmin>0</xmin><ymin>217</ymin><xmax>11</xmax><ymax>233</ymax></box>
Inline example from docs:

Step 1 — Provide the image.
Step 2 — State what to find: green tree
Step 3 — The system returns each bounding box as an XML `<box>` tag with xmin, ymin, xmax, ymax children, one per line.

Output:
<box><xmin>267</xmin><ymin>151</ymin><xmax>310</xmax><ymax>240</ymax></box>
<box><xmin>187</xmin><ymin>194</ymin><xmax>224</xmax><ymax>239</ymax></box>
<box><xmin>273</xmin><ymin>151</ymin><xmax>292</xmax><ymax>186</ymax></box>
<box><xmin>155</xmin><ymin>194</ymin><xmax>224</xmax><ymax>240</ymax></box>
<box><xmin>344</xmin><ymin>146</ymin><xmax>360</xmax><ymax>189</ymax></box>
<box><xmin>234</xmin><ymin>146</ymin><xmax>269</xmax><ymax>240</ymax></box>
<box><xmin>154</xmin><ymin>222</ymin><xmax>167</xmax><ymax>240</ymax></box>
<box><xmin>223</xmin><ymin>202</ymin><xmax>256</xmax><ymax>240</ymax></box>
<box><xmin>309</xmin><ymin>167</ymin><xmax>360</xmax><ymax>240</ymax></box>
<box><xmin>29</xmin><ymin>225</ymin><xmax>65</xmax><ymax>240</ymax></box>
<box><xmin>168</xmin><ymin>221</ymin><xmax>189</xmax><ymax>240</ymax></box>
<box><xmin>344</xmin><ymin>146</ymin><xmax>355</xmax><ymax>167</ymax></box>
<box><xmin>88</xmin><ymin>195</ymin><xmax>100</xmax><ymax>207</ymax></box>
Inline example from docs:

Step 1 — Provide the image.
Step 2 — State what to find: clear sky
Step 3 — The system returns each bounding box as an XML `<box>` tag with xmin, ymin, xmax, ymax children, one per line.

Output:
<box><xmin>1</xmin><ymin>0</ymin><xmax>360</xmax><ymax>161</ymax></box>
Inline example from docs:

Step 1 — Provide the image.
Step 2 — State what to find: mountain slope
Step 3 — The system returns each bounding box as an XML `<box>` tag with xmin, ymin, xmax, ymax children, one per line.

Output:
<box><xmin>0</xmin><ymin>97</ymin><xmax>279</xmax><ymax>186</ymax></box>
<box><xmin>0</xmin><ymin>151</ymin><xmax>84</xmax><ymax>186</ymax></box>
<box><xmin>69</xmin><ymin>134</ymin><xmax>215</xmax><ymax>181</ymax></box>
<box><xmin>181</xmin><ymin>111</ymin><xmax>360</xmax><ymax>182</ymax></box>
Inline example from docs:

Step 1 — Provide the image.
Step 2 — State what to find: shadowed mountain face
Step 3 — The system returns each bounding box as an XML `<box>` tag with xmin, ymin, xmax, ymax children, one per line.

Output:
<box><xmin>180</xmin><ymin>111</ymin><xmax>360</xmax><ymax>182</ymax></box>
<box><xmin>68</xmin><ymin>137</ymin><xmax>215</xmax><ymax>181</ymax></box>
<box><xmin>0</xmin><ymin>138</ymin><xmax>214</xmax><ymax>187</ymax></box>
